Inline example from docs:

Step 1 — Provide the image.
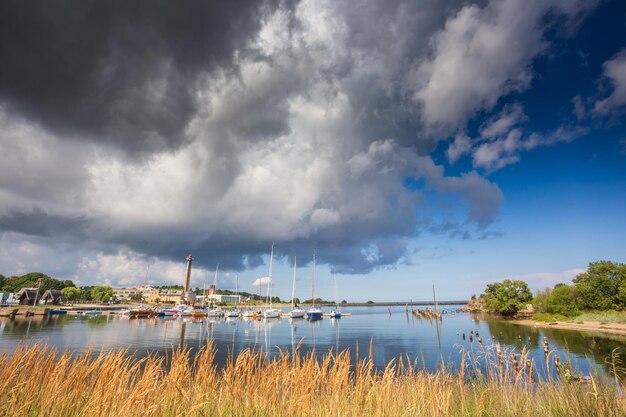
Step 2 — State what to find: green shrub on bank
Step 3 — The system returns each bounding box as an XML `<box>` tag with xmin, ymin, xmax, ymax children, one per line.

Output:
<box><xmin>546</xmin><ymin>284</ymin><xmax>580</xmax><ymax>316</ymax></box>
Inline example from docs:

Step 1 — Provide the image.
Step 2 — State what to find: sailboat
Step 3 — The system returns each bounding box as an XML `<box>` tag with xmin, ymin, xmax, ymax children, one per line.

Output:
<box><xmin>226</xmin><ymin>274</ymin><xmax>241</xmax><ymax>318</ymax></box>
<box><xmin>207</xmin><ymin>265</ymin><xmax>224</xmax><ymax>317</ymax></box>
<box><xmin>328</xmin><ymin>272</ymin><xmax>341</xmax><ymax>319</ymax></box>
<box><xmin>263</xmin><ymin>244</ymin><xmax>281</xmax><ymax>318</ymax></box>
<box><xmin>241</xmin><ymin>283</ymin><xmax>256</xmax><ymax>318</ymax></box>
<box><xmin>289</xmin><ymin>256</ymin><xmax>305</xmax><ymax>318</ymax></box>
<box><xmin>307</xmin><ymin>252</ymin><xmax>323</xmax><ymax>320</ymax></box>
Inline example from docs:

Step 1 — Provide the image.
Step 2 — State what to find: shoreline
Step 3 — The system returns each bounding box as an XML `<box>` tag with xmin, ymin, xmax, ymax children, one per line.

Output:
<box><xmin>509</xmin><ymin>318</ymin><xmax>626</xmax><ymax>336</ymax></box>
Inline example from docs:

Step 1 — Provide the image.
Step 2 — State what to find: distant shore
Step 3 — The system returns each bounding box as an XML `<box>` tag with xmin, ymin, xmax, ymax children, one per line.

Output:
<box><xmin>509</xmin><ymin>318</ymin><xmax>626</xmax><ymax>336</ymax></box>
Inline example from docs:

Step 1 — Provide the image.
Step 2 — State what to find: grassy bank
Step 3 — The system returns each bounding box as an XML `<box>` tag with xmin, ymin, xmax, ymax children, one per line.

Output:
<box><xmin>533</xmin><ymin>311</ymin><xmax>626</xmax><ymax>324</ymax></box>
<box><xmin>574</xmin><ymin>311</ymin><xmax>626</xmax><ymax>324</ymax></box>
<box><xmin>1</xmin><ymin>344</ymin><xmax>624</xmax><ymax>417</ymax></box>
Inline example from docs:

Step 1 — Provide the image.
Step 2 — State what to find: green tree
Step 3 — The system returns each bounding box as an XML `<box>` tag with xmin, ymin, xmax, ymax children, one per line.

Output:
<box><xmin>131</xmin><ymin>293</ymin><xmax>143</xmax><ymax>302</ymax></box>
<box><xmin>366</xmin><ymin>300</ymin><xmax>375</xmax><ymax>304</ymax></box>
<box><xmin>292</xmin><ymin>297</ymin><xmax>301</xmax><ymax>304</ymax></box>
<box><xmin>545</xmin><ymin>284</ymin><xmax>579</xmax><ymax>316</ymax></box>
<box><xmin>91</xmin><ymin>286</ymin><xmax>114</xmax><ymax>303</ymax></box>
<box><xmin>532</xmin><ymin>287</ymin><xmax>552</xmax><ymax>313</ymax></box>
<box><xmin>80</xmin><ymin>287</ymin><xmax>93</xmax><ymax>301</ymax></box>
<box><xmin>0</xmin><ymin>273</ymin><xmax>75</xmax><ymax>293</ymax></box>
<box><xmin>572</xmin><ymin>261</ymin><xmax>626</xmax><ymax>310</ymax></box>
<box><xmin>63</xmin><ymin>287</ymin><xmax>81</xmax><ymax>301</ymax></box>
<box><xmin>341</xmin><ymin>299</ymin><xmax>347</xmax><ymax>304</ymax></box>
<box><xmin>483</xmin><ymin>279</ymin><xmax>532</xmax><ymax>316</ymax></box>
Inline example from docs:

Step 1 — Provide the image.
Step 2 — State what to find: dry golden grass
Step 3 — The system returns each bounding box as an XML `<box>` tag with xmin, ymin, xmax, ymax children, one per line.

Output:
<box><xmin>0</xmin><ymin>343</ymin><xmax>623</xmax><ymax>417</ymax></box>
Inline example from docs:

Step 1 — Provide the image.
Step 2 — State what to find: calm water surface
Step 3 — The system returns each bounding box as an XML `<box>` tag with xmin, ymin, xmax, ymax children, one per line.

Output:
<box><xmin>1</xmin><ymin>306</ymin><xmax>624</xmax><ymax>378</ymax></box>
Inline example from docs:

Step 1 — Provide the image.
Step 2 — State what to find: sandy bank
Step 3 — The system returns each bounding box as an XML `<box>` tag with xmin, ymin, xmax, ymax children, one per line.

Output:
<box><xmin>510</xmin><ymin>318</ymin><xmax>626</xmax><ymax>336</ymax></box>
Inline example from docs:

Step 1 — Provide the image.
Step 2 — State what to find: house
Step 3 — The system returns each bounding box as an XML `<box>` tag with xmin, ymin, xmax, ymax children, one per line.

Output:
<box><xmin>198</xmin><ymin>294</ymin><xmax>242</xmax><ymax>304</ymax></box>
<box><xmin>146</xmin><ymin>289</ymin><xmax>184</xmax><ymax>304</ymax></box>
<box><xmin>112</xmin><ymin>286</ymin><xmax>155</xmax><ymax>302</ymax></box>
<box><xmin>14</xmin><ymin>288</ymin><xmax>40</xmax><ymax>305</ymax></box>
<box><xmin>40</xmin><ymin>290</ymin><xmax>66</xmax><ymax>305</ymax></box>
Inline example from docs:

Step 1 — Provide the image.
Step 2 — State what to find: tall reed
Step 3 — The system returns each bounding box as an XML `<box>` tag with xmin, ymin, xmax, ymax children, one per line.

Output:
<box><xmin>0</xmin><ymin>343</ymin><xmax>623</xmax><ymax>417</ymax></box>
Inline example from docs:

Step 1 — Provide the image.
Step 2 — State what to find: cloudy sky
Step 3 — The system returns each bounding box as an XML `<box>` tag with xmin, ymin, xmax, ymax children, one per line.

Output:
<box><xmin>1</xmin><ymin>0</ymin><xmax>625</xmax><ymax>301</ymax></box>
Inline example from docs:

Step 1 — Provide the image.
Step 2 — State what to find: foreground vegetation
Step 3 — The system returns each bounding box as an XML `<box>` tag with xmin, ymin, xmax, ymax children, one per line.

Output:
<box><xmin>0</xmin><ymin>344</ymin><xmax>623</xmax><ymax>417</ymax></box>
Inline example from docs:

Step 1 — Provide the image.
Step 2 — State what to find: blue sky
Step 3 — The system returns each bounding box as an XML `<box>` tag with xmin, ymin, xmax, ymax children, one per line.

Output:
<box><xmin>0</xmin><ymin>0</ymin><xmax>625</xmax><ymax>301</ymax></box>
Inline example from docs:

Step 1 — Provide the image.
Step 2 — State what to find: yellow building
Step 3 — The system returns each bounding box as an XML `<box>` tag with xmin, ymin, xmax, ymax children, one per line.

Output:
<box><xmin>145</xmin><ymin>289</ymin><xmax>184</xmax><ymax>305</ymax></box>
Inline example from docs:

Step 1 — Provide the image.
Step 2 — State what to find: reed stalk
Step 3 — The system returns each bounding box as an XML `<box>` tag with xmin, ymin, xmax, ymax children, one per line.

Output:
<box><xmin>0</xmin><ymin>343</ymin><xmax>623</xmax><ymax>417</ymax></box>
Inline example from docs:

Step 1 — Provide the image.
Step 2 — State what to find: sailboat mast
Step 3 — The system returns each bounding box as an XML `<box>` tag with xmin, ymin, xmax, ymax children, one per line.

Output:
<box><xmin>267</xmin><ymin>243</ymin><xmax>274</xmax><ymax>307</ymax></box>
<box><xmin>312</xmin><ymin>251</ymin><xmax>316</xmax><ymax>308</ymax></box>
<box><xmin>333</xmin><ymin>272</ymin><xmax>338</xmax><ymax>307</ymax></box>
<box><xmin>291</xmin><ymin>256</ymin><xmax>297</xmax><ymax>309</ymax></box>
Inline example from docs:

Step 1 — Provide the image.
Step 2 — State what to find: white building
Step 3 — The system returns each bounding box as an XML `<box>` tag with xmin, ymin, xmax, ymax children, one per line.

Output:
<box><xmin>198</xmin><ymin>294</ymin><xmax>241</xmax><ymax>304</ymax></box>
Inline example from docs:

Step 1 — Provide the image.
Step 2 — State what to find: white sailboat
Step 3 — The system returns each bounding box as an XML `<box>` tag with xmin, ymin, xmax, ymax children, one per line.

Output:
<box><xmin>328</xmin><ymin>272</ymin><xmax>341</xmax><ymax>319</ymax></box>
<box><xmin>307</xmin><ymin>252</ymin><xmax>323</xmax><ymax>320</ymax></box>
<box><xmin>207</xmin><ymin>264</ymin><xmax>224</xmax><ymax>317</ymax></box>
<box><xmin>263</xmin><ymin>243</ymin><xmax>281</xmax><ymax>319</ymax></box>
<box><xmin>289</xmin><ymin>256</ymin><xmax>305</xmax><ymax>318</ymax></box>
<box><xmin>226</xmin><ymin>274</ymin><xmax>241</xmax><ymax>318</ymax></box>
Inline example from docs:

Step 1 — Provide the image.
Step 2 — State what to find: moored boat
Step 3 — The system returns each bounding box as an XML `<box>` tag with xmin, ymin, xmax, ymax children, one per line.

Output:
<box><xmin>191</xmin><ymin>308</ymin><xmax>208</xmax><ymax>318</ymax></box>
<box><xmin>328</xmin><ymin>273</ymin><xmax>341</xmax><ymax>319</ymax></box>
<box><xmin>289</xmin><ymin>256</ymin><xmax>305</xmax><ymax>318</ymax></box>
<box><xmin>262</xmin><ymin>244</ymin><xmax>281</xmax><ymax>319</ymax></box>
<box><xmin>328</xmin><ymin>309</ymin><xmax>341</xmax><ymax>319</ymax></box>
<box><xmin>307</xmin><ymin>252</ymin><xmax>323</xmax><ymax>321</ymax></box>
<box><xmin>129</xmin><ymin>308</ymin><xmax>152</xmax><ymax>318</ymax></box>
<box><xmin>207</xmin><ymin>306</ymin><xmax>224</xmax><ymax>317</ymax></box>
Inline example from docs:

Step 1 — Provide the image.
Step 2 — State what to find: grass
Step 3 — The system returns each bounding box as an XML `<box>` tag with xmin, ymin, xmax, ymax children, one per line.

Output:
<box><xmin>0</xmin><ymin>343</ymin><xmax>623</xmax><ymax>417</ymax></box>
<box><xmin>574</xmin><ymin>311</ymin><xmax>626</xmax><ymax>324</ymax></box>
<box><xmin>532</xmin><ymin>313</ymin><xmax>570</xmax><ymax>322</ymax></box>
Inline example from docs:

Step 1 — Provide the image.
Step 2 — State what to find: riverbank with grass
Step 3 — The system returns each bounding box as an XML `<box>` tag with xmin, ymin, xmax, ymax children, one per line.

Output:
<box><xmin>511</xmin><ymin>311</ymin><xmax>626</xmax><ymax>336</ymax></box>
<box><xmin>1</xmin><ymin>343</ymin><xmax>624</xmax><ymax>417</ymax></box>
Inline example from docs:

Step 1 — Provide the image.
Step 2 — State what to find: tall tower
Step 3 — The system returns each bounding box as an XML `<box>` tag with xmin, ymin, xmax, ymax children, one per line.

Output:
<box><xmin>183</xmin><ymin>254</ymin><xmax>195</xmax><ymax>304</ymax></box>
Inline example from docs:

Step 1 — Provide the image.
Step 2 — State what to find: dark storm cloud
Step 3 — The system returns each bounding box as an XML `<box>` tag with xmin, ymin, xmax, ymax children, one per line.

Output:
<box><xmin>0</xmin><ymin>0</ymin><xmax>597</xmax><ymax>284</ymax></box>
<box><xmin>0</xmin><ymin>209</ymin><xmax>88</xmax><ymax>238</ymax></box>
<box><xmin>0</xmin><ymin>0</ymin><xmax>289</xmax><ymax>155</ymax></box>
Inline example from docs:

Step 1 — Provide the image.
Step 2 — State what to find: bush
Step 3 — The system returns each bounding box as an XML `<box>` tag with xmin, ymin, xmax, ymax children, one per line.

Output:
<box><xmin>483</xmin><ymin>279</ymin><xmax>532</xmax><ymax>316</ymax></box>
<box><xmin>545</xmin><ymin>284</ymin><xmax>579</xmax><ymax>316</ymax></box>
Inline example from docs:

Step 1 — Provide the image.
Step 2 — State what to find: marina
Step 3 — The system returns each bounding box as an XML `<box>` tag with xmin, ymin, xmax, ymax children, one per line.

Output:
<box><xmin>0</xmin><ymin>305</ymin><xmax>623</xmax><ymax>380</ymax></box>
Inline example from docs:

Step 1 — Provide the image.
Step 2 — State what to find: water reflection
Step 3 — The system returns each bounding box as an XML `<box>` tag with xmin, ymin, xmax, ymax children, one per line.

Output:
<box><xmin>0</xmin><ymin>307</ymin><xmax>623</xmax><ymax>380</ymax></box>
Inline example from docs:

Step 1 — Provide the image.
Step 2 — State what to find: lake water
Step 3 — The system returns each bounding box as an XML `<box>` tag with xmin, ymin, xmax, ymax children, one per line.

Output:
<box><xmin>1</xmin><ymin>306</ymin><xmax>624</xmax><ymax>379</ymax></box>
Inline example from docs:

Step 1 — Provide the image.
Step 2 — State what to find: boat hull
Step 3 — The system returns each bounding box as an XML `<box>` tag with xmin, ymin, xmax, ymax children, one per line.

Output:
<box><xmin>307</xmin><ymin>309</ymin><xmax>323</xmax><ymax>320</ymax></box>
<box><xmin>129</xmin><ymin>310</ymin><xmax>152</xmax><ymax>318</ymax></box>
<box><xmin>263</xmin><ymin>308</ymin><xmax>280</xmax><ymax>318</ymax></box>
<box><xmin>289</xmin><ymin>309</ymin><xmax>305</xmax><ymax>318</ymax></box>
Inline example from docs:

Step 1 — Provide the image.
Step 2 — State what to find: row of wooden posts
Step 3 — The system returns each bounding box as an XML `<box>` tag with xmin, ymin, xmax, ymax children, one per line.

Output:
<box><xmin>410</xmin><ymin>308</ymin><xmax>442</xmax><ymax>320</ymax></box>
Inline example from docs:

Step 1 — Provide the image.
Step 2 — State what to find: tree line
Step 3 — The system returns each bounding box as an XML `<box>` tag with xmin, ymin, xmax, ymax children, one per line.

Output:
<box><xmin>0</xmin><ymin>272</ymin><xmax>117</xmax><ymax>303</ymax></box>
<box><xmin>479</xmin><ymin>260</ymin><xmax>625</xmax><ymax>316</ymax></box>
